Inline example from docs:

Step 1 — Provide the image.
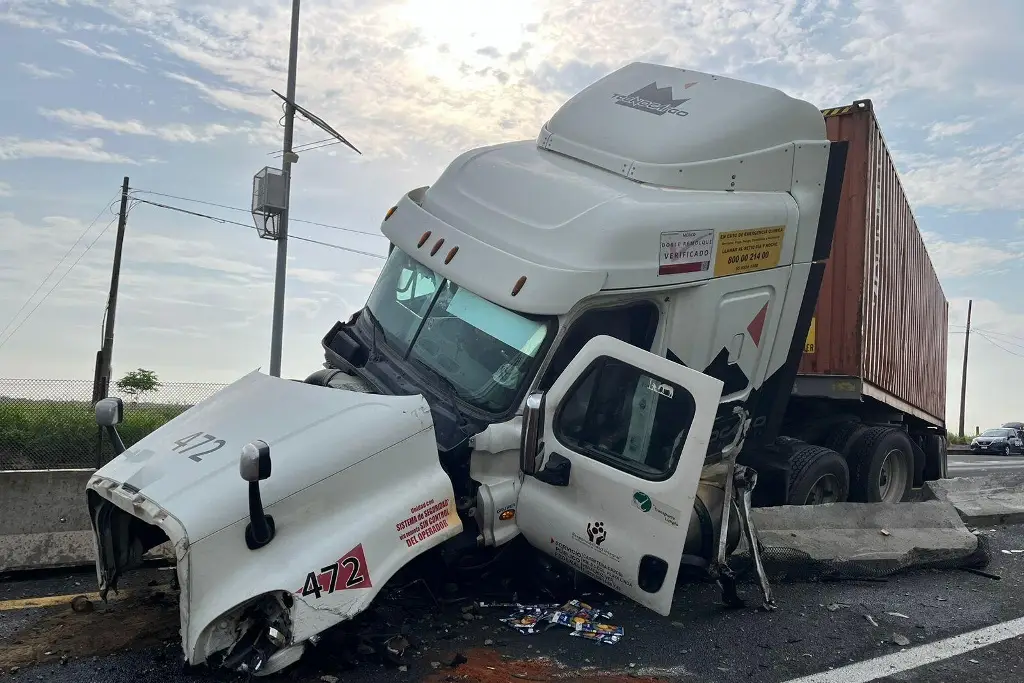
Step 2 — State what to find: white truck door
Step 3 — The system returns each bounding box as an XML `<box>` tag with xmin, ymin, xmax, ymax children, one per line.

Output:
<box><xmin>516</xmin><ymin>335</ymin><xmax>723</xmax><ymax>616</ymax></box>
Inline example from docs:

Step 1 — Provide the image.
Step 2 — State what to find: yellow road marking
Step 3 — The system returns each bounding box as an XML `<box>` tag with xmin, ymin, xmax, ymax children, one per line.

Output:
<box><xmin>0</xmin><ymin>586</ymin><xmax>167</xmax><ymax>612</ymax></box>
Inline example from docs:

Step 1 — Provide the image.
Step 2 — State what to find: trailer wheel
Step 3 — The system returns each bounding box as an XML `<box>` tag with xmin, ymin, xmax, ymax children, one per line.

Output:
<box><xmin>847</xmin><ymin>427</ymin><xmax>913</xmax><ymax>503</ymax></box>
<box><xmin>787</xmin><ymin>444</ymin><xmax>850</xmax><ymax>506</ymax></box>
<box><xmin>823</xmin><ymin>421</ymin><xmax>866</xmax><ymax>456</ymax></box>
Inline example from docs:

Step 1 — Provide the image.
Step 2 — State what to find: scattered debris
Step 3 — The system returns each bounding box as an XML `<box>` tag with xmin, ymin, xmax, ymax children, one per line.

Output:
<box><xmin>886</xmin><ymin>612</ymin><xmax>910</xmax><ymax>619</ymax></box>
<box><xmin>320</xmin><ymin>676</ymin><xmax>339</xmax><ymax>683</ymax></box>
<box><xmin>880</xmin><ymin>529</ymin><xmax>891</xmax><ymax>536</ymax></box>
<box><xmin>70</xmin><ymin>596</ymin><xmax>93</xmax><ymax>614</ymax></box>
<box><xmin>892</xmin><ymin>634</ymin><xmax>910</xmax><ymax>647</ymax></box>
<box><xmin>494</xmin><ymin>599</ymin><xmax>623</xmax><ymax>644</ymax></box>
<box><xmin>826</xmin><ymin>603</ymin><xmax>850</xmax><ymax>612</ymax></box>
<box><xmin>961</xmin><ymin>567</ymin><xmax>1002</xmax><ymax>580</ymax></box>
<box><xmin>865</xmin><ymin>615</ymin><xmax>879</xmax><ymax>627</ymax></box>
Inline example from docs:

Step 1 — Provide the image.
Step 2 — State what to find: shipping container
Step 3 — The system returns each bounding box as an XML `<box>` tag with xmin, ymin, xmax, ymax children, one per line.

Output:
<box><xmin>791</xmin><ymin>99</ymin><xmax>949</xmax><ymax>428</ymax></box>
<box><xmin>744</xmin><ymin>99</ymin><xmax>950</xmax><ymax>508</ymax></box>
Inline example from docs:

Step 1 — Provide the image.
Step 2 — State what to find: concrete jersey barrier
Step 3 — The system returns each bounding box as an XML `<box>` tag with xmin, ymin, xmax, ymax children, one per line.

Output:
<box><xmin>0</xmin><ymin>469</ymin><xmax>97</xmax><ymax>573</ymax></box>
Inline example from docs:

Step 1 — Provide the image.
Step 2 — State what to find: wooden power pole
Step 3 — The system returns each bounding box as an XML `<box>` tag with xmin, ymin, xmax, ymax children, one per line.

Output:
<box><xmin>958</xmin><ymin>299</ymin><xmax>972</xmax><ymax>439</ymax></box>
<box><xmin>91</xmin><ymin>176</ymin><xmax>130</xmax><ymax>404</ymax></box>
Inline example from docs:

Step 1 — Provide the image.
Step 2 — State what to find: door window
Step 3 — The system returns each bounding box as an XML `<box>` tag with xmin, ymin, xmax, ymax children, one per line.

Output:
<box><xmin>553</xmin><ymin>356</ymin><xmax>697</xmax><ymax>480</ymax></box>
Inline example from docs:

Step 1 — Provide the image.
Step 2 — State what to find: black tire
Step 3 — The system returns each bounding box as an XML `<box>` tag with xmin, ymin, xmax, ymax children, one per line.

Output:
<box><xmin>847</xmin><ymin>427</ymin><xmax>914</xmax><ymax>503</ymax></box>
<box><xmin>923</xmin><ymin>433</ymin><xmax>947</xmax><ymax>480</ymax></box>
<box><xmin>823</xmin><ymin>421</ymin><xmax>865</xmax><ymax>456</ymax></box>
<box><xmin>787</xmin><ymin>443</ymin><xmax>851</xmax><ymax>506</ymax></box>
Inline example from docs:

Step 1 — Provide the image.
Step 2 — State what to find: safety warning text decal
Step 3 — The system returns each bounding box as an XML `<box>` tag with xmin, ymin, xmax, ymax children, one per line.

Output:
<box><xmin>713</xmin><ymin>226</ymin><xmax>786</xmax><ymax>277</ymax></box>
<box><xmin>397</xmin><ymin>497</ymin><xmax>459</xmax><ymax>548</ymax></box>
<box><xmin>658</xmin><ymin>230</ymin><xmax>714</xmax><ymax>276</ymax></box>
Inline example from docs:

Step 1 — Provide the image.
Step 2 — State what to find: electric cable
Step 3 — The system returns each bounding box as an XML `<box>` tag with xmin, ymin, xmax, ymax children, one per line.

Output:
<box><xmin>129</xmin><ymin>198</ymin><xmax>386</xmax><ymax>259</ymax></box>
<box><xmin>0</xmin><ymin>215</ymin><xmax>119</xmax><ymax>352</ymax></box>
<box><xmin>0</xmin><ymin>189</ymin><xmax>121</xmax><ymax>342</ymax></box>
<box><xmin>127</xmin><ymin>188</ymin><xmax>384</xmax><ymax>238</ymax></box>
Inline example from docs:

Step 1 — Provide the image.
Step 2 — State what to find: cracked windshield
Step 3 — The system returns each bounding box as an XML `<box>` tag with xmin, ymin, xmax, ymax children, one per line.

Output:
<box><xmin>365</xmin><ymin>248</ymin><xmax>551</xmax><ymax>413</ymax></box>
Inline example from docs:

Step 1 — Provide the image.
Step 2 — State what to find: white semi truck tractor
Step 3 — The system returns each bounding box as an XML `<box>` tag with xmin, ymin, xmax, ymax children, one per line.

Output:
<box><xmin>87</xmin><ymin>62</ymin><xmax>852</xmax><ymax>675</ymax></box>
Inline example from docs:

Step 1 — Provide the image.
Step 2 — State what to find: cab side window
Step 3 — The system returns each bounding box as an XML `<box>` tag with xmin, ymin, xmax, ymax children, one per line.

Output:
<box><xmin>554</xmin><ymin>356</ymin><xmax>697</xmax><ymax>480</ymax></box>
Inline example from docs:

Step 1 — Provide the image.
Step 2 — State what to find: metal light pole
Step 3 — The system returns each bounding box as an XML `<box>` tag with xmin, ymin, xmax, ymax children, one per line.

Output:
<box><xmin>269</xmin><ymin>0</ymin><xmax>302</xmax><ymax>378</ymax></box>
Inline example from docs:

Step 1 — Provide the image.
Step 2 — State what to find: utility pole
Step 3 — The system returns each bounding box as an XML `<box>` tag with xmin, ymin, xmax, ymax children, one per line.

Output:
<box><xmin>958</xmin><ymin>299</ymin><xmax>972</xmax><ymax>439</ymax></box>
<box><xmin>92</xmin><ymin>176</ymin><xmax>130</xmax><ymax>404</ymax></box>
<box><xmin>268</xmin><ymin>0</ymin><xmax>302</xmax><ymax>378</ymax></box>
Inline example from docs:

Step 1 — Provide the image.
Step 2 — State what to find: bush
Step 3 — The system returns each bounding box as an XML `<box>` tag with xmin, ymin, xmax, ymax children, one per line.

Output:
<box><xmin>0</xmin><ymin>398</ymin><xmax>190</xmax><ymax>469</ymax></box>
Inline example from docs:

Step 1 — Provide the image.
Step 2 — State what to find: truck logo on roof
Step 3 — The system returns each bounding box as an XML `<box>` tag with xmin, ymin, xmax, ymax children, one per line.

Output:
<box><xmin>612</xmin><ymin>82</ymin><xmax>693</xmax><ymax>117</ymax></box>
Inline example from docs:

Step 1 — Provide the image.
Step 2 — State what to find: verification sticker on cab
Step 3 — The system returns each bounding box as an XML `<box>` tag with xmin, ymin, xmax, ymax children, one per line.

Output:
<box><xmin>713</xmin><ymin>226</ymin><xmax>786</xmax><ymax>277</ymax></box>
<box><xmin>659</xmin><ymin>229</ymin><xmax>714</xmax><ymax>276</ymax></box>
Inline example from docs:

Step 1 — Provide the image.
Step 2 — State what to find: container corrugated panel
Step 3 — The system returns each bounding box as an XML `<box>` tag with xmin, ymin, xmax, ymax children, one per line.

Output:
<box><xmin>798</xmin><ymin>101</ymin><xmax>948</xmax><ymax>425</ymax></box>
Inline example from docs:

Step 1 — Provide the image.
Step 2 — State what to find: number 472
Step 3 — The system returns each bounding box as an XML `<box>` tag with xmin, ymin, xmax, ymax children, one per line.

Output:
<box><xmin>171</xmin><ymin>432</ymin><xmax>226</xmax><ymax>462</ymax></box>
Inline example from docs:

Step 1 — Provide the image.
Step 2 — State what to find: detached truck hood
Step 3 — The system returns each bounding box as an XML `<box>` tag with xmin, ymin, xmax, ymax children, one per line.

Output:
<box><xmin>89</xmin><ymin>370</ymin><xmax>435</xmax><ymax>543</ymax></box>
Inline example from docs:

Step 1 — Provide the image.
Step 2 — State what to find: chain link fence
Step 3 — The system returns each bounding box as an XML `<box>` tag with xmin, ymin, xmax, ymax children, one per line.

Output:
<box><xmin>0</xmin><ymin>378</ymin><xmax>227</xmax><ymax>470</ymax></box>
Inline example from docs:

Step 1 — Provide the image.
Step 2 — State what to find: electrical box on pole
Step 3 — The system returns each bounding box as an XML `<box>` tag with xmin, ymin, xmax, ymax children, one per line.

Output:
<box><xmin>251</xmin><ymin>167</ymin><xmax>288</xmax><ymax>240</ymax></box>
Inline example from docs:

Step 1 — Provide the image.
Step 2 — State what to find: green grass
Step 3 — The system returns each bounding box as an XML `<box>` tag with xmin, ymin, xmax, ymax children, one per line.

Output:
<box><xmin>0</xmin><ymin>398</ymin><xmax>191</xmax><ymax>469</ymax></box>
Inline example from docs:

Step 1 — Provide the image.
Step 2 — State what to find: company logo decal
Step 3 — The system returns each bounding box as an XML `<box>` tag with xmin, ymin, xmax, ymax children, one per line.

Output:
<box><xmin>612</xmin><ymin>81</ymin><xmax>696</xmax><ymax>117</ymax></box>
<box><xmin>586</xmin><ymin>521</ymin><xmax>607</xmax><ymax>546</ymax></box>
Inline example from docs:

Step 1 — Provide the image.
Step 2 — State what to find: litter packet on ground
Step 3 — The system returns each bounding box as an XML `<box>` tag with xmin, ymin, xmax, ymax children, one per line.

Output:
<box><xmin>497</xmin><ymin>599</ymin><xmax>623</xmax><ymax>644</ymax></box>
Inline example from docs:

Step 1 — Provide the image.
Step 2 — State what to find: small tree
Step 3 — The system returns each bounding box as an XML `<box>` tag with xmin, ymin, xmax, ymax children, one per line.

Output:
<box><xmin>115</xmin><ymin>368</ymin><xmax>161</xmax><ymax>403</ymax></box>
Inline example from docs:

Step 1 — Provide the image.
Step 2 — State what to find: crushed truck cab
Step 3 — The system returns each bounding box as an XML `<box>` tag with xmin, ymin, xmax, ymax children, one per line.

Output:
<box><xmin>86</xmin><ymin>61</ymin><xmax>846</xmax><ymax>676</ymax></box>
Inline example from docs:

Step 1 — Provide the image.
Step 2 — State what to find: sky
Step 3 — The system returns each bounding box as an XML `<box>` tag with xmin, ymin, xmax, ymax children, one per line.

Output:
<box><xmin>0</xmin><ymin>0</ymin><xmax>1022</xmax><ymax>432</ymax></box>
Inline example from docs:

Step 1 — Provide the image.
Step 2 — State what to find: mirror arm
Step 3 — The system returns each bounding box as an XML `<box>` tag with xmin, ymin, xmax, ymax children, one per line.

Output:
<box><xmin>245</xmin><ymin>482</ymin><xmax>275</xmax><ymax>550</ymax></box>
<box><xmin>104</xmin><ymin>425</ymin><xmax>126</xmax><ymax>456</ymax></box>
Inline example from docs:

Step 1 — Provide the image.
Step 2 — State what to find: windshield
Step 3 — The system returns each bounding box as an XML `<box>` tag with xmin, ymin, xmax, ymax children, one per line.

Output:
<box><xmin>364</xmin><ymin>248</ymin><xmax>554</xmax><ymax>414</ymax></box>
<box><xmin>981</xmin><ymin>429</ymin><xmax>1014</xmax><ymax>438</ymax></box>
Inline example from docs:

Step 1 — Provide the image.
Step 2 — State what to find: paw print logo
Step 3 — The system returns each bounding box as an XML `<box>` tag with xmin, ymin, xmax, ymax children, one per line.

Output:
<box><xmin>586</xmin><ymin>521</ymin><xmax>607</xmax><ymax>546</ymax></box>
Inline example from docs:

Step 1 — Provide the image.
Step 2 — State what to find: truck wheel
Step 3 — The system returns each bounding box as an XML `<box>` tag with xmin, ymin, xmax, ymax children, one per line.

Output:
<box><xmin>787</xmin><ymin>444</ymin><xmax>850</xmax><ymax>506</ymax></box>
<box><xmin>847</xmin><ymin>427</ymin><xmax>913</xmax><ymax>503</ymax></box>
<box><xmin>923</xmin><ymin>434</ymin><xmax>947</xmax><ymax>480</ymax></box>
<box><xmin>823</xmin><ymin>421</ymin><xmax>865</xmax><ymax>456</ymax></box>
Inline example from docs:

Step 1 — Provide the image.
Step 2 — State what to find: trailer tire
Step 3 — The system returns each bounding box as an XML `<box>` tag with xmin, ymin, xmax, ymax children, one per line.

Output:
<box><xmin>787</xmin><ymin>444</ymin><xmax>850</xmax><ymax>506</ymax></box>
<box><xmin>823</xmin><ymin>421</ymin><xmax>866</xmax><ymax>456</ymax></box>
<box><xmin>847</xmin><ymin>427</ymin><xmax>914</xmax><ymax>503</ymax></box>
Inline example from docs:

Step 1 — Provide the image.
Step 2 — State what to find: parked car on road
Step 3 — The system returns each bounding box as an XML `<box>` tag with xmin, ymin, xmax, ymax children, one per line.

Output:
<box><xmin>971</xmin><ymin>428</ymin><xmax>1024</xmax><ymax>456</ymax></box>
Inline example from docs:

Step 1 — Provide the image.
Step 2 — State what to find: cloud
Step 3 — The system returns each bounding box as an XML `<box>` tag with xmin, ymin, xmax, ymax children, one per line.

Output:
<box><xmin>38</xmin><ymin>108</ymin><xmax>245</xmax><ymax>144</ymax></box>
<box><xmin>18</xmin><ymin>62</ymin><xmax>72</xmax><ymax>79</ymax></box>
<box><xmin>0</xmin><ymin>5</ymin><xmax>65</xmax><ymax>33</ymax></box>
<box><xmin>921</xmin><ymin>231</ymin><xmax>1022</xmax><ymax>278</ymax></box>
<box><xmin>56</xmin><ymin>38</ymin><xmax>145</xmax><ymax>71</ymax></box>
<box><xmin>898</xmin><ymin>134</ymin><xmax>1024</xmax><ymax>212</ymax></box>
<box><xmin>925</xmin><ymin>119</ymin><xmax>975</xmax><ymax>141</ymax></box>
<box><xmin>0</xmin><ymin>137</ymin><xmax>139</xmax><ymax>164</ymax></box>
<box><xmin>0</xmin><ymin>182</ymin><xmax>12</xmax><ymax>197</ymax></box>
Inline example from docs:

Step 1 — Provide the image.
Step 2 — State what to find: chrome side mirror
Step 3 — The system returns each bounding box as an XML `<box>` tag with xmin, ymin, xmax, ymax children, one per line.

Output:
<box><xmin>520</xmin><ymin>392</ymin><xmax>545</xmax><ymax>476</ymax></box>
<box><xmin>95</xmin><ymin>397</ymin><xmax>123</xmax><ymax>427</ymax></box>
<box><xmin>240</xmin><ymin>440</ymin><xmax>275</xmax><ymax>550</ymax></box>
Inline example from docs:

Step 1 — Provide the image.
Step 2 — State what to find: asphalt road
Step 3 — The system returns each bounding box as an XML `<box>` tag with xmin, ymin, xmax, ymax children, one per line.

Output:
<box><xmin>947</xmin><ymin>451</ymin><xmax>1024</xmax><ymax>479</ymax></box>
<box><xmin>3</xmin><ymin>458</ymin><xmax>1024</xmax><ymax>683</ymax></box>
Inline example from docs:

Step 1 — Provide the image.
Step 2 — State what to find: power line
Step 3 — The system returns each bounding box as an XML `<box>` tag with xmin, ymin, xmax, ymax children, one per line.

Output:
<box><xmin>290</xmin><ymin>234</ymin><xmax>384</xmax><ymax>259</ymax></box>
<box><xmin>0</xmin><ymin>189</ymin><xmax>121</xmax><ymax>342</ymax></box>
<box><xmin>0</xmin><ymin>215</ymin><xmax>119</xmax><ymax>352</ymax></box>
<box><xmin>127</xmin><ymin>187</ymin><xmax>385</xmax><ymax>238</ymax></box>
<box><xmin>130</xmin><ymin>198</ymin><xmax>385</xmax><ymax>260</ymax></box>
<box><xmin>974</xmin><ymin>331</ymin><xmax>1024</xmax><ymax>359</ymax></box>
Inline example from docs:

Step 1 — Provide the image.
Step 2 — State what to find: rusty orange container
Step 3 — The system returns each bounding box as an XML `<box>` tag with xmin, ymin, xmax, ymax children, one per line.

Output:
<box><xmin>794</xmin><ymin>100</ymin><xmax>948</xmax><ymax>428</ymax></box>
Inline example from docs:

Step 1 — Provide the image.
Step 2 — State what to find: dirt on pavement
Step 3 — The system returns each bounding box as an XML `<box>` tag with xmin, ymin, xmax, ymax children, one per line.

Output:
<box><xmin>0</xmin><ymin>587</ymin><xmax>179</xmax><ymax>670</ymax></box>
